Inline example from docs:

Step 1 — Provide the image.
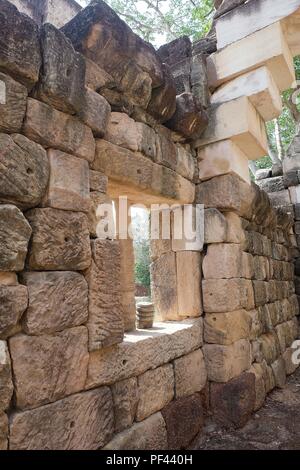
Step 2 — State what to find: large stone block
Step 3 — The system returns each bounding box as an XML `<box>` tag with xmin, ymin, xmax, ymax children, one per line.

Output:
<box><xmin>210</xmin><ymin>372</ymin><xmax>256</xmax><ymax>428</ymax></box>
<box><xmin>0</xmin><ymin>133</ymin><xmax>49</xmax><ymax>210</ymax></box>
<box><xmin>21</xmin><ymin>272</ymin><xmax>88</xmax><ymax>335</ymax></box>
<box><xmin>176</xmin><ymin>145</ymin><xmax>196</xmax><ymax>181</ymax></box>
<box><xmin>0</xmin><ymin>284</ymin><xmax>28</xmax><ymax>339</ymax></box>
<box><xmin>204</xmin><ymin>310</ymin><xmax>251</xmax><ymax>345</ymax></box>
<box><xmin>84</xmin><ymin>57</ymin><xmax>115</xmax><ymax>92</ymax></box>
<box><xmin>89</xmin><ymin>169</ymin><xmax>108</xmax><ymax>193</ymax></box>
<box><xmin>166</xmin><ymin>93</ymin><xmax>208</xmax><ymax>140</ymax></box>
<box><xmin>78</xmin><ymin>88</ymin><xmax>111</xmax><ymax>137</ymax></box>
<box><xmin>147</xmin><ymin>64</ymin><xmax>177</xmax><ymax>123</ymax></box>
<box><xmin>88</xmin><ymin>192</ymin><xmax>113</xmax><ymax>238</ymax></box>
<box><xmin>23</xmin><ymin>98</ymin><xmax>95</xmax><ymax>163</ymax></box>
<box><xmin>176</xmin><ymin>251</ymin><xmax>202</xmax><ymax>318</ymax></box>
<box><xmin>0</xmin><ymin>72</ymin><xmax>27</xmax><ymax>133</ymax></box>
<box><xmin>43</xmin><ymin>150</ymin><xmax>90</xmax><ymax>212</ymax></box>
<box><xmin>136</xmin><ymin>364</ymin><xmax>174</xmax><ymax>421</ymax></box>
<box><xmin>202</xmin><ymin>279</ymin><xmax>254</xmax><ymax>313</ymax></box>
<box><xmin>35</xmin><ymin>23</ymin><xmax>85</xmax><ymax>114</ymax></box>
<box><xmin>174</xmin><ymin>349</ymin><xmax>207</xmax><ymax>398</ymax></box>
<box><xmin>155</xmin><ymin>133</ymin><xmax>177</xmax><ymax>171</ymax></box>
<box><xmin>10</xmin><ymin>387</ymin><xmax>114</xmax><ymax>450</ymax></box>
<box><xmin>161</xmin><ymin>394</ymin><xmax>204</xmax><ymax>450</ymax></box>
<box><xmin>0</xmin><ymin>205</ymin><xmax>31</xmax><ymax>272</ymax></box>
<box><xmin>203</xmin><ymin>339</ymin><xmax>252</xmax><ymax>382</ymax></box>
<box><xmin>151</xmin><ymin>252</ymin><xmax>178</xmax><ymax>321</ymax></box>
<box><xmin>26</xmin><ymin>208</ymin><xmax>91</xmax><ymax>271</ymax></box>
<box><xmin>204</xmin><ymin>208</ymin><xmax>227</xmax><ymax>244</ymax></box>
<box><xmin>0</xmin><ymin>340</ymin><xmax>13</xmax><ymax>411</ymax></box>
<box><xmin>111</xmin><ymin>378</ymin><xmax>138</xmax><ymax>433</ymax></box>
<box><xmin>84</xmin><ymin>239</ymin><xmax>124</xmax><ymax>351</ymax></box>
<box><xmin>87</xmin><ymin>320</ymin><xmax>203</xmax><ymax>388</ymax></box>
<box><xmin>0</xmin><ymin>0</ymin><xmax>41</xmax><ymax>89</ymax></box>
<box><xmin>0</xmin><ymin>412</ymin><xmax>8</xmax><ymax>450</ymax></box>
<box><xmin>103</xmin><ymin>412</ymin><xmax>167</xmax><ymax>450</ymax></box>
<box><xmin>224</xmin><ymin>212</ymin><xmax>246</xmax><ymax>244</ymax></box>
<box><xmin>203</xmin><ymin>244</ymin><xmax>253</xmax><ymax>279</ymax></box>
<box><xmin>9</xmin><ymin>327</ymin><xmax>89</xmax><ymax>410</ymax></box>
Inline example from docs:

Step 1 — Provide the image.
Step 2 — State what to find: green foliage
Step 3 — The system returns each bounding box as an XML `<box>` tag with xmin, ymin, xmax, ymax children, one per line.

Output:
<box><xmin>134</xmin><ymin>240</ymin><xmax>151</xmax><ymax>288</ymax></box>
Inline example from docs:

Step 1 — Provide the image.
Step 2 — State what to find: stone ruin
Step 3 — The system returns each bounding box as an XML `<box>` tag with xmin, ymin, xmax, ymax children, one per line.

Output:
<box><xmin>1</xmin><ymin>0</ymin><xmax>300</xmax><ymax>450</ymax></box>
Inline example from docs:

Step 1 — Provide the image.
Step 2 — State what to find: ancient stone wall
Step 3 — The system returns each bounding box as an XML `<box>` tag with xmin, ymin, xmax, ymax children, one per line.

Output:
<box><xmin>9</xmin><ymin>0</ymin><xmax>82</xmax><ymax>26</ymax></box>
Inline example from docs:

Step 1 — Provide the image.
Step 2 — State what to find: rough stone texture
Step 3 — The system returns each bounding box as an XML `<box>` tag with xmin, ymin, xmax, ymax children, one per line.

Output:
<box><xmin>203</xmin><ymin>339</ymin><xmax>252</xmax><ymax>382</ymax></box>
<box><xmin>0</xmin><ymin>284</ymin><xmax>28</xmax><ymax>339</ymax></box>
<box><xmin>147</xmin><ymin>64</ymin><xmax>177</xmax><ymax>123</ymax></box>
<box><xmin>84</xmin><ymin>57</ymin><xmax>115</xmax><ymax>92</ymax></box>
<box><xmin>78</xmin><ymin>88</ymin><xmax>111</xmax><ymax>137</ymax></box>
<box><xmin>224</xmin><ymin>212</ymin><xmax>246</xmax><ymax>244</ymax></box>
<box><xmin>87</xmin><ymin>320</ymin><xmax>203</xmax><ymax>388</ymax></box>
<box><xmin>0</xmin><ymin>340</ymin><xmax>13</xmax><ymax>411</ymax></box>
<box><xmin>0</xmin><ymin>272</ymin><xmax>18</xmax><ymax>286</ymax></box>
<box><xmin>89</xmin><ymin>169</ymin><xmax>108</xmax><ymax>193</ymax></box>
<box><xmin>43</xmin><ymin>149</ymin><xmax>90</xmax><ymax>212</ymax></box>
<box><xmin>111</xmin><ymin>378</ymin><xmax>138</xmax><ymax>433</ymax></box>
<box><xmin>174</xmin><ymin>349</ymin><xmax>207</xmax><ymax>398</ymax></box>
<box><xmin>0</xmin><ymin>0</ymin><xmax>41</xmax><ymax>89</ymax></box>
<box><xmin>23</xmin><ymin>98</ymin><xmax>95</xmax><ymax>162</ymax></box>
<box><xmin>136</xmin><ymin>364</ymin><xmax>174</xmax><ymax>421</ymax></box>
<box><xmin>162</xmin><ymin>394</ymin><xmax>204</xmax><ymax>450</ymax></box>
<box><xmin>202</xmin><ymin>279</ymin><xmax>254</xmax><ymax>313</ymax></box>
<box><xmin>84</xmin><ymin>239</ymin><xmax>124</xmax><ymax>351</ymax></box>
<box><xmin>151</xmin><ymin>252</ymin><xmax>178</xmax><ymax>320</ymax></box>
<box><xmin>88</xmin><ymin>192</ymin><xmax>113</xmax><ymax>238</ymax></box>
<box><xmin>203</xmin><ymin>244</ymin><xmax>253</xmax><ymax>279</ymax></box>
<box><xmin>176</xmin><ymin>145</ymin><xmax>196</xmax><ymax>181</ymax></box>
<box><xmin>0</xmin><ymin>204</ymin><xmax>32</xmax><ymax>272</ymax></box>
<box><xmin>271</xmin><ymin>357</ymin><xmax>287</xmax><ymax>388</ymax></box>
<box><xmin>103</xmin><ymin>412</ymin><xmax>167</xmax><ymax>450</ymax></box>
<box><xmin>250</xmin><ymin>363</ymin><xmax>266</xmax><ymax>411</ymax></box>
<box><xmin>155</xmin><ymin>133</ymin><xmax>177</xmax><ymax>170</ymax></box>
<box><xmin>204</xmin><ymin>310</ymin><xmax>251</xmax><ymax>345</ymax></box>
<box><xmin>204</xmin><ymin>208</ymin><xmax>227</xmax><ymax>243</ymax></box>
<box><xmin>0</xmin><ymin>133</ymin><xmax>49</xmax><ymax>210</ymax></box>
<box><xmin>35</xmin><ymin>23</ymin><xmax>85</xmax><ymax>114</ymax></box>
<box><xmin>210</xmin><ymin>373</ymin><xmax>256</xmax><ymax>428</ymax></box>
<box><xmin>26</xmin><ymin>208</ymin><xmax>91</xmax><ymax>271</ymax></box>
<box><xmin>0</xmin><ymin>412</ymin><xmax>8</xmax><ymax>450</ymax></box>
<box><xmin>9</xmin><ymin>327</ymin><xmax>89</xmax><ymax>410</ymax></box>
<box><xmin>0</xmin><ymin>72</ymin><xmax>27</xmax><ymax>133</ymax></box>
<box><xmin>21</xmin><ymin>272</ymin><xmax>88</xmax><ymax>335</ymax></box>
<box><xmin>9</xmin><ymin>387</ymin><xmax>114</xmax><ymax>450</ymax></box>
<box><xmin>166</xmin><ymin>93</ymin><xmax>208</xmax><ymax>139</ymax></box>
<box><xmin>176</xmin><ymin>251</ymin><xmax>202</xmax><ymax>317</ymax></box>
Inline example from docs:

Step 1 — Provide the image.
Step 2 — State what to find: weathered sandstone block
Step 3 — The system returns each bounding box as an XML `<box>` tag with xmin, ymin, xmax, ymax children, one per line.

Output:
<box><xmin>162</xmin><ymin>394</ymin><xmax>204</xmax><ymax>450</ymax></box>
<box><xmin>103</xmin><ymin>412</ymin><xmax>167</xmax><ymax>450</ymax></box>
<box><xmin>174</xmin><ymin>349</ymin><xmax>207</xmax><ymax>398</ymax></box>
<box><xmin>21</xmin><ymin>272</ymin><xmax>88</xmax><ymax>335</ymax></box>
<box><xmin>271</xmin><ymin>357</ymin><xmax>286</xmax><ymax>388</ymax></box>
<box><xmin>155</xmin><ymin>133</ymin><xmax>177</xmax><ymax>170</ymax></box>
<box><xmin>283</xmin><ymin>347</ymin><xmax>299</xmax><ymax>376</ymax></box>
<box><xmin>0</xmin><ymin>340</ymin><xmax>13</xmax><ymax>411</ymax></box>
<box><xmin>224</xmin><ymin>212</ymin><xmax>246</xmax><ymax>244</ymax></box>
<box><xmin>10</xmin><ymin>387</ymin><xmax>114</xmax><ymax>450</ymax></box>
<box><xmin>9</xmin><ymin>327</ymin><xmax>89</xmax><ymax>410</ymax></box>
<box><xmin>36</xmin><ymin>23</ymin><xmax>85</xmax><ymax>114</ymax></box>
<box><xmin>257</xmin><ymin>333</ymin><xmax>281</xmax><ymax>365</ymax></box>
<box><xmin>43</xmin><ymin>150</ymin><xmax>90</xmax><ymax>212</ymax></box>
<box><xmin>0</xmin><ymin>72</ymin><xmax>27</xmax><ymax>133</ymax></box>
<box><xmin>203</xmin><ymin>244</ymin><xmax>253</xmax><ymax>279</ymax></box>
<box><xmin>0</xmin><ymin>0</ymin><xmax>41</xmax><ymax>89</ymax></box>
<box><xmin>166</xmin><ymin>93</ymin><xmax>208</xmax><ymax>140</ymax></box>
<box><xmin>176</xmin><ymin>145</ymin><xmax>196</xmax><ymax>181</ymax></box>
<box><xmin>104</xmin><ymin>112</ymin><xmax>152</xmax><ymax>154</ymax></box>
<box><xmin>202</xmin><ymin>279</ymin><xmax>254</xmax><ymax>313</ymax></box>
<box><xmin>111</xmin><ymin>378</ymin><xmax>138</xmax><ymax>433</ymax></box>
<box><xmin>136</xmin><ymin>364</ymin><xmax>174</xmax><ymax>422</ymax></box>
<box><xmin>261</xmin><ymin>360</ymin><xmax>276</xmax><ymax>394</ymax></box>
<box><xmin>26</xmin><ymin>208</ymin><xmax>91</xmax><ymax>271</ymax></box>
<box><xmin>23</xmin><ymin>99</ymin><xmax>95</xmax><ymax>162</ymax></box>
<box><xmin>78</xmin><ymin>88</ymin><xmax>111</xmax><ymax>137</ymax></box>
<box><xmin>203</xmin><ymin>339</ymin><xmax>251</xmax><ymax>382</ymax></box>
<box><xmin>249</xmin><ymin>363</ymin><xmax>266</xmax><ymax>411</ymax></box>
<box><xmin>210</xmin><ymin>373</ymin><xmax>255</xmax><ymax>428</ymax></box>
<box><xmin>0</xmin><ymin>272</ymin><xmax>18</xmax><ymax>286</ymax></box>
<box><xmin>88</xmin><ymin>192</ymin><xmax>114</xmax><ymax>238</ymax></box>
<box><xmin>204</xmin><ymin>208</ymin><xmax>227</xmax><ymax>243</ymax></box>
<box><xmin>84</xmin><ymin>57</ymin><xmax>115</xmax><ymax>91</ymax></box>
<box><xmin>84</xmin><ymin>239</ymin><xmax>124</xmax><ymax>351</ymax></box>
<box><xmin>0</xmin><ymin>284</ymin><xmax>28</xmax><ymax>339</ymax></box>
<box><xmin>87</xmin><ymin>320</ymin><xmax>203</xmax><ymax>388</ymax></box>
<box><xmin>147</xmin><ymin>64</ymin><xmax>177</xmax><ymax>123</ymax></box>
<box><xmin>89</xmin><ymin>169</ymin><xmax>108</xmax><ymax>193</ymax></box>
<box><xmin>176</xmin><ymin>251</ymin><xmax>202</xmax><ymax>318</ymax></box>
<box><xmin>0</xmin><ymin>205</ymin><xmax>32</xmax><ymax>272</ymax></box>
<box><xmin>0</xmin><ymin>412</ymin><xmax>8</xmax><ymax>450</ymax></box>
<box><xmin>204</xmin><ymin>310</ymin><xmax>251</xmax><ymax>345</ymax></box>
<box><xmin>253</xmin><ymin>280</ymin><xmax>269</xmax><ymax>307</ymax></box>
<box><xmin>0</xmin><ymin>133</ymin><xmax>49</xmax><ymax>210</ymax></box>
<box><xmin>151</xmin><ymin>252</ymin><xmax>178</xmax><ymax>321</ymax></box>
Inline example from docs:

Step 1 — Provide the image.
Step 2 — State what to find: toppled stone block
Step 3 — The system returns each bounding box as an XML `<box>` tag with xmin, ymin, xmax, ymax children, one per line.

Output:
<box><xmin>9</xmin><ymin>326</ymin><xmax>89</xmax><ymax>410</ymax></box>
<box><xmin>23</xmin><ymin>98</ymin><xmax>95</xmax><ymax>163</ymax></box>
<box><xmin>0</xmin><ymin>340</ymin><xmax>13</xmax><ymax>411</ymax></box>
<box><xmin>136</xmin><ymin>364</ymin><xmax>174</xmax><ymax>422</ymax></box>
<box><xmin>147</xmin><ymin>64</ymin><xmax>176</xmax><ymax>123</ymax></box>
<box><xmin>161</xmin><ymin>394</ymin><xmax>203</xmax><ymax>450</ymax></box>
<box><xmin>204</xmin><ymin>310</ymin><xmax>251</xmax><ymax>345</ymax></box>
<box><xmin>0</xmin><ymin>412</ymin><xmax>8</xmax><ymax>450</ymax></box>
<box><xmin>21</xmin><ymin>272</ymin><xmax>88</xmax><ymax>335</ymax></box>
<box><xmin>0</xmin><ymin>284</ymin><xmax>28</xmax><ymax>339</ymax></box>
<box><xmin>0</xmin><ymin>72</ymin><xmax>27</xmax><ymax>133</ymax></box>
<box><xmin>174</xmin><ymin>349</ymin><xmax>207</xmax><ymax>398</ymax></box>
<box><xmin>111</xmin><ymin>378</ymin><xmax>138</xmax><ymax>433</ymax></box>
<box><xmin>0</xmin><ymin>205</ymin><xmax>32</xmax><ymax>272</ymax></box>
<box><xmin>204</xmin><ymin>208</ymin><xmax>227</xmax><ymax>243</ymax></box>
<box><xmin>166</xmin><ymin>93</ymin><xmax>208</xmax><ymax>140</ymax></box>
<box><xmin>89</xmin><ymin>169</ymin><xmax>108</xmax><ymax>193</ymax></box>
<box><xmin>203</xmin><ymin>339</ymin><xmax>251</xmax><ymax>382</ymax></box>
<box><xmin>43</xmin><ymin>150</ymin><xmax>90</xmax><ymax>212</ymax></box>
<box><xmin>103</xmin><ymin>412</ymin><xmax>167</xmax><ymax>450</ymax></box>
<box><xmin>210</xmin><ymin>372</ymin><xmax>255</xmax><ymax>428</ymax></box>
<box><xmin>0</xmin><ymin>133</ymin><xmax>49</xmax><ymax>210</ymax></box>
<box><xmin>202</xmin><ymin>279</ymin><xmax>254</xmax><ymax>313</ymax></box>
<box><xmin>35</xmin><ymin>23</ymin><xmax>85</xmax><ymax>114</ymax></box>
<box><xmin>84</xmin><ymin>239</ymin><xmax>124</xmax><ymax>351</ymax></box>
<box><xmin>26</xmin><ymin>208</ymin><xmax>91</xmax><ymax>271</ymax></box>
<box><xmin>78</xmin><ymin>88</ymin><xmax>111</xmax><ymax>137</ymax></box>
<box><xmin>10</xmin><ymin>387</ymin><xmax>114</xmax><ymax>450</ymax></box>
<box><xmin>0</xmin><ymin>0</ymin><xmax>41</xmax><ymax>89</ymax></box>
